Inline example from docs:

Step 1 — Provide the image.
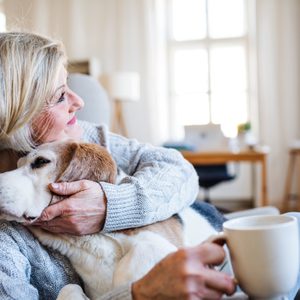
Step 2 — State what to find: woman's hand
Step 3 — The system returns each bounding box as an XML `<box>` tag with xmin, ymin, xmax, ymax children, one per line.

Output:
<box><xmin>32</xmin><ymin>180</ymin><xmax>107</xmax><ymax>235</ymax></box>
<box><xmin>132</xmin><ymin>243</ymin><xmax>236</xmax><ymax>300</ymax></box>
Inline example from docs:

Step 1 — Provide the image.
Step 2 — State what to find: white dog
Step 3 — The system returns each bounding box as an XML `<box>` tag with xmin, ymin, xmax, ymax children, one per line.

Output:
<box><xmin>0</xmin><ymin>140</ymin><xmax>217</xmax><ymax>300</ymax></box>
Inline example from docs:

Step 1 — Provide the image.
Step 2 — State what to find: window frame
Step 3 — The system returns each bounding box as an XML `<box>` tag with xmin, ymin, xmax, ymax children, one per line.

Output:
<box><xmin>166</xmin><ymin>0</ymin><xmax>255</xmax><ymax>139</ymax></box>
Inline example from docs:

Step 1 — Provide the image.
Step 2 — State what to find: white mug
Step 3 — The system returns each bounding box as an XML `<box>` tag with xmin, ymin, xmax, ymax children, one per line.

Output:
<box><xmin>209</xmin><ymin>215</ymin><xmax>299</xmax><ymax>299</ymax></box>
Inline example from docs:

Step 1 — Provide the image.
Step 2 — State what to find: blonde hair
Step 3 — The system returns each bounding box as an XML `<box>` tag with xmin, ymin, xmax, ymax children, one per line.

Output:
<box><xmin>0</xmin><ymin>31</ymin><xmax>66</xmax><ymax>152</ymax></box>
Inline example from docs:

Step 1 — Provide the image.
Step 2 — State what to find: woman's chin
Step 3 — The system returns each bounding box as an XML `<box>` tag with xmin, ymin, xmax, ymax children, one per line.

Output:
<box><xmin>39</xmin><ymin>124</ymin><xmax>83</xmax><ymax>144</ymax></box>
<box><xmin>65</xmin><ymin>123</ymin><xmax>83</xmax><ymax>140</ymax></box>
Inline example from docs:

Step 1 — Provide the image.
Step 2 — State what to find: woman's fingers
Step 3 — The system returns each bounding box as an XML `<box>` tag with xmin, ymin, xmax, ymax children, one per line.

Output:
<box><xmin>186</xmin><ymin>277</ymin><xmax>223</xmax><ymax>299</ymax></box>
<box><xmin>37</xmin><ymin>200</ymin><xmax>69</xmax><ymax>221</ymax></box>
<box><xmin>34</xmin><ymin>180</ymin><xmax>92</xmax><ymax>221</ymax></box>
<box><xmin>187</xmin><ymin>244</ymin><xmax>236</xmax><ymax>295</ymax></box>
<box><xmin>48</xmin><ymin>180</ymin><xmax>90</xmax><ymax>196</ymax></box>
<box><xmin>30</xmin><ymin>180</ymin><xmax>107</xmax><ymax>234</ymax></box>
<box><xmin>34</xmin><ymin>214</ymin><xmax>103</xmax><ymax>235</ymax></box>
<box><xmin>190</xmin><ymin>243</ymin><xmax>226</xmax><ymax>266</ymax></box>
<box><xmin>132</xmin><ymin>243</ymin><xmax>237</xmax><ymax>300</ymax></box>
<box><xmin>198</xmin><ymin>268</ymin><xmax>236</xmax><ymax>295</ymax></box>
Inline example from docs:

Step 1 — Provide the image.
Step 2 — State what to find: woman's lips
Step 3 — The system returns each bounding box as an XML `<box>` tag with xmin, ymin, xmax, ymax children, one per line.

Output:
<box><xmin>67</xmin><ymin>116</ymin><xmax>77</xmax><ymax>125</ymax></box>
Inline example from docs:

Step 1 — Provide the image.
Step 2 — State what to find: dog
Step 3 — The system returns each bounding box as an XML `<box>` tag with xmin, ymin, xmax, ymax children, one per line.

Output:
<box><xmin>0</xmin><ymin>140</ymin><xmax>219</xmax><ymax>300</ymax></box>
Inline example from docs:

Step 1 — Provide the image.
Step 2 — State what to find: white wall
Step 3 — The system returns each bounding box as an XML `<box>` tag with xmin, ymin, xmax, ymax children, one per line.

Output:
<box><xmin>4</xmin><ymin>0</ymin><xmax>160</xmax><ymax>144</ymax></box>
<box><xmin>256</xmin><ymin>0</ymin><xmax>300</xmax><ymax>205</ymax></box>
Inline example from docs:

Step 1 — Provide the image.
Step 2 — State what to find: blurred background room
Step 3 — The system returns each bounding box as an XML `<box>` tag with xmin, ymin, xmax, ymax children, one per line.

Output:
<box><xmin>2</xmin><ymin>0</ymin><xmax>300</xmax><ymax>213</ymax></box>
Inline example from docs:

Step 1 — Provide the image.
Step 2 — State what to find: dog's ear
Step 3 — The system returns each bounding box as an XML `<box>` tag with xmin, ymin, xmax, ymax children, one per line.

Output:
<box><xmin>56</xmin><ymin>142</ymin><xmax>117</xmax><ymax>184</ymax></box>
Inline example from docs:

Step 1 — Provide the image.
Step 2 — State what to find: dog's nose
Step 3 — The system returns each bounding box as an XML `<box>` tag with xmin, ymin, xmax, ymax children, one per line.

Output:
<box><xmin>22</xmin><ymin>214</ymin><xmax>38</xmax><ymax>222</ymax></box>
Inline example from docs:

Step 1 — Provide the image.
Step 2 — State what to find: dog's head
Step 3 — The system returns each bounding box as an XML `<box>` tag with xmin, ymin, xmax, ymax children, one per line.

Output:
<box><xmin>0</xmin><ymin>140</ymin><xmax>117</xmax><ymax>223</ymax></box>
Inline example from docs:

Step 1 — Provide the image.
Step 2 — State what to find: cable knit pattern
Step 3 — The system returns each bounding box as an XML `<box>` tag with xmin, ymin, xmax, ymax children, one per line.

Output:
<box><xmin>80</xmin><ymin>121</ymin><xmax>199</xmax><ymax>232</ymax></box>
<box><xmin>0</xmin><ymin>221</ymin><xmax>81</xmax><ymax>300</ymax></box>
<box><xmin>0</xmin><ymin>121</ymin><xmax>199</xmax><ymax>299</ymax></box>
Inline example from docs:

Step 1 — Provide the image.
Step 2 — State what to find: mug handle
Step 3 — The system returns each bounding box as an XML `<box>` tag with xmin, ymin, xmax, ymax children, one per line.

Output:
<box><xmin>205</xmin><ymin>232</ymin><xmax>232</xmax><ymax>273</ymax></box>
<box><xmin>206</xmin><ymin>231</ymin><xmax>227</xmax><ymax>245</ymax></box>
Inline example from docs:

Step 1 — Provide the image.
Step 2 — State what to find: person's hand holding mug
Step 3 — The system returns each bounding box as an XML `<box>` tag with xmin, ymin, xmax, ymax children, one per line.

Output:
<box><xmin>208</xmin><ymin>215</ymin><xmax>299</xmax><ymax>298</ymax></box>
<box><xmin>132</xmin><ymin>243</ymin><xmax>236</xmax><ymax>299</ymax></box>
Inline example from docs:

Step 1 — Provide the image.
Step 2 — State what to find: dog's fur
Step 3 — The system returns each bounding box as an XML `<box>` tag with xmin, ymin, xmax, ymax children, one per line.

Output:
<box><xmin>0</xmin><ymin>140</ymin><xmax>217</xmax><ymax>300</ymax></box>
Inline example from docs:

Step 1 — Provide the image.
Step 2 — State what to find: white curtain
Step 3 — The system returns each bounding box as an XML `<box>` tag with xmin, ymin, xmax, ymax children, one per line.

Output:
<box><xmin>255</xmin><ymin>0</ymin><xmax>300</xmax><ymax>204</ymax></box>
<box><xmin>4</xmin><ymin>0</ymin><xmax>169</xmax><ymax>145</ymax></box>
<box><xmin>4</xmin><ymin>0</ymin><xmax>300</xmax><ymax>205</ymax></box>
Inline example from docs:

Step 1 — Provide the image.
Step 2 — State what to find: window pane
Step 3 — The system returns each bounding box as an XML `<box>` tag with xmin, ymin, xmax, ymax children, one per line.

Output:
<box><xmin>211</xmin><ymin>92</ymin><xmax>248</xmax><ymax>132</ymax></box>
<box><xmin>208</xmin><ymin>0</ymin><xmax>245</xmax><ymax>38</ymax></box>
<box><xmin>210</xmin><ymin>46</ymin><xmax>246</xmax><ymax>91</ymax></box>
<box><xmin>175</xmin><ymin>94</ymin><xmax>209</xmax><ymax>126</ymax></box>
<box><xmin>171</xmin><ymin>0</ymin><xmax>206</xmax><ymax>41</ymax></box>
<box><xmin>173</xmin><ymin>49</ymin><xmax>208</xmax><ymax>94</ymax></box>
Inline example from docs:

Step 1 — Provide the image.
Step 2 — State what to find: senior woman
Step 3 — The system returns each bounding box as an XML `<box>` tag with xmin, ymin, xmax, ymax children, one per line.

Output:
<box><xmin>0</xmin><ymin>31</ymin><xmax>237</xmax><ymax>299</ymax></box>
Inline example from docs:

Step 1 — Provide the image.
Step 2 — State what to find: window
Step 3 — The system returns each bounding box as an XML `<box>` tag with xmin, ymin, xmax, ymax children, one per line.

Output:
<box><xmin>168</xmin><ymin>0</ymin><xmax>249</xmax><ymax>138</ymax></box>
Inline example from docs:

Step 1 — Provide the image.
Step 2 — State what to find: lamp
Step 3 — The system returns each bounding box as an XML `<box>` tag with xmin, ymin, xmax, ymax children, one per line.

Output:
<box><xmin>106</xmin><ymin>72</ymin><xmax>140</xmax><ymax>137</ymax></box>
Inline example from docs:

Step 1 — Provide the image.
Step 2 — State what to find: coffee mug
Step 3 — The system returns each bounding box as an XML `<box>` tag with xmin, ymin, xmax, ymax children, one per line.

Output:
<box><xmin>209</xmin><ymin>215</ymin><xmax>299</xmax><ymax>299</ymax></box>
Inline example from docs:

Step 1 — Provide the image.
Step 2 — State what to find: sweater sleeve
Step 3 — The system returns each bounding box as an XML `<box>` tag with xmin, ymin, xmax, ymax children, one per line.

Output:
<box><xmin>0</xmin><ymin>230</ymin><xmax>39</xmax><ymax>300</ymax></box>
<box><xmin>0</xmin><ymin>221</ymin><xmax>134</xmax><ymax>300</ymax></box>
<box><xmin>100</xmin><ymin>133</ymin><xmax>199</xmax><ymax>232</ymax></box>
<box><xmin>0</xmin><ymin>221</ymin><xmax>81</xmax><ymax>300</ymax></box>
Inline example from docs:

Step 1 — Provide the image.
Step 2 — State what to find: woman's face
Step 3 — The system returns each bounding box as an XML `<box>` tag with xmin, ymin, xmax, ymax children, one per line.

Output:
<box><xmin>32</xmin><ymin>66</ymin><xmax>84</xmax><ymax>143</ymax></box>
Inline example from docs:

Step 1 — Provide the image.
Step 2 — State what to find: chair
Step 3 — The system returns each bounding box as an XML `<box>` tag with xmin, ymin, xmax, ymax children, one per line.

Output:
<box><xmin>67</xmin><ymin>73</ymin><xmax>111</xmax><ymax>126</ymax></box>
<box><xmin>194</xmin><ymin>164</ymin><xmax>237</xmax><ymax>204</ymax></box>
<box><xmin>283</xmin><ymin>143</ymin><xmax>300</xmax><ymax>211</ymax></box>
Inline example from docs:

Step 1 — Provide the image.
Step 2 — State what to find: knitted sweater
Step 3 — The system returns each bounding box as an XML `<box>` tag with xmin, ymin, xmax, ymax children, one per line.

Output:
<box><xmin>0</xmin><ymin>121</ymin><xmax>199</xmax><ymax>300</ymax></box>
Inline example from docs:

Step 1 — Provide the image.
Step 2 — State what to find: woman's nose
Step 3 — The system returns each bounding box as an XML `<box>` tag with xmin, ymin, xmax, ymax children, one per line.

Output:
<box><xmin>68</xmin><ymin>89</ymin><xmax>84</xmax><ymax>111</ymax></box>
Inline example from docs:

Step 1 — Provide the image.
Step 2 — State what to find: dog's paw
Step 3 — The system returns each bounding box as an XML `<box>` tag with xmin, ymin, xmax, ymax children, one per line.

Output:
<box><xmin>57</xmin><ymin>284</ymin><xmax>89</xmax><ymax>300</ymax></box>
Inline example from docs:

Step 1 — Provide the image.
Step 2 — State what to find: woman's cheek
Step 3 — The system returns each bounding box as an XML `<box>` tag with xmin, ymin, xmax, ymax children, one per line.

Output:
<box><xmin>32</xmin><ymin>108</ymin><xmax>68</xmax><ymax>143</ymax></box>
<box><xmin>45</xmin><ymin>113</ymin><xmax>69</xmax><ymax>141</ymax></box>
<box><xmin>31</xmin><ymin>110</ymin><xmax>55</xmax><ymax>143</ymax></box>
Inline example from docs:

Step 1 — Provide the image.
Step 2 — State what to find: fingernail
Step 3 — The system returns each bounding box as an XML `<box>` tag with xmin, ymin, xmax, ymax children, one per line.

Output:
<box><xmin>51</xmin><ymin>183</ymin><xmax>59</xmax><ymax>189</ymax></box>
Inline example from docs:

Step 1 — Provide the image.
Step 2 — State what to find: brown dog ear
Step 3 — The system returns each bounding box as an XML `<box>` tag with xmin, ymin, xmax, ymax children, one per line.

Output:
<box><xmin>56</xmin><ymin>142</ymin><xmax>117</xmax><ymax>184</ymax></box>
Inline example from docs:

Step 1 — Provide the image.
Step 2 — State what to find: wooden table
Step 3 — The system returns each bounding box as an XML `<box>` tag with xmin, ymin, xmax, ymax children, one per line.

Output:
<box><xmin>283</xmin><ymin>147</ymin><xmax>300</xmax><ymax>211</ymax></box>
<box><xmin>181</xmin><ymin>149</ymin><xmax>269</xmax><ymax>206</ymax></box>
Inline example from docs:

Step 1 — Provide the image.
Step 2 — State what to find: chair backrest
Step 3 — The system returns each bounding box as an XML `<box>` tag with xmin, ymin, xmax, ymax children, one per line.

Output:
<box><xmin>195</xmin><ymin>164</ymin><xmax>235</xmax><ymax>188</ymax></box>
<box><xmin>68</xmin><ymin>73</ymin><xmax>111</xmax><ymax>126</ymax></box>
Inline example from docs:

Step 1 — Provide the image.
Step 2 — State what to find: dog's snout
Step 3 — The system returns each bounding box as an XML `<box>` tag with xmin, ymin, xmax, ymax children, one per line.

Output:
<box><xmin>0</xmin><ymin>169</ymin><xmax>43</xmax><ymax>221</ymax></box>
<box><xmin>22</xmin><ymin>214</ymin><xmax>38</xmax><ymax>223</ymax></box>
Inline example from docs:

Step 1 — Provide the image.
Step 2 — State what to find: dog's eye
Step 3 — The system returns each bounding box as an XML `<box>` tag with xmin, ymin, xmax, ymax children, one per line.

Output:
<box><xmin>31</xmin><ymin>156</ymin><xmax>51</xmax><ymax>169</ymax></box>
